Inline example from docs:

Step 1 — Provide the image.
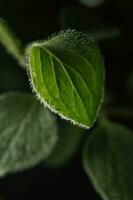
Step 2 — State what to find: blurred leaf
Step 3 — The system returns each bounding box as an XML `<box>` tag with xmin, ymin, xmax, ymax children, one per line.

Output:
<box><xmin>0</xmin><ymin>18</ymin><xmax>24</xmax><ymax>66</ymax></box>
<box><xmin>46</xmin><ymin>122</ymin><xmax>84</xmax><ymax>168</ymax></box>
<box><xmin>83</xmin><ymin>120</ymin><xmax>133</xmax><ymax>200</ymax></box>
<box><xmin>0</xmin><ymin>92</ymin><xmax>58</xmax><ymax>176</ymax></box>
<box><xmin>79</xmin><ymin>0</ymin><xmax>104</xmax><ymax>8</ymax></box>
<box><xmin>28</xmin><ymin>30</ymin><xmax>104</xmax><ymax>129</ymax></box>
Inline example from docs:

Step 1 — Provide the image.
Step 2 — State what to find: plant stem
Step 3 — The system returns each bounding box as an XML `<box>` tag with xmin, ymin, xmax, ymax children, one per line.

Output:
<box><xmin>0</xmin><ymin>18</ymin><xmax>26</xmax><ymax>69</ymax></box>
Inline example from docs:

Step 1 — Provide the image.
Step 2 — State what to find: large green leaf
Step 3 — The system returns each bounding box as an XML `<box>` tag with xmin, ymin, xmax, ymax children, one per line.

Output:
<box><xmin>83</xmin><ymin>120</ymin><xmax>133</xmax><ymax>200</ymax></box>
<box><xmin>0</xmin><ymin>92</ymin><xmax>58</xmax><ymax>176</ymax></box>
<box><xmin>28</xmin><ymin>30</ymin><xmax>104</xmax><ymax>129</ymax></box>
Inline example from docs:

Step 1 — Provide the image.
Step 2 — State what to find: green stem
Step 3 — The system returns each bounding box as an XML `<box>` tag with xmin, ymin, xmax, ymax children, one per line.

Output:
<box><xmin>0</xmin><ymin>18</ymin><xmax>25</xmax><ymax>69</ymax></box>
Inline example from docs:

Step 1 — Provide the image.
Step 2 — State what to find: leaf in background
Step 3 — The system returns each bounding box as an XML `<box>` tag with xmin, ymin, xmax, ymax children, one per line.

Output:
<box><xmin>0</xmin><ymin>92</ymin><xmax>58</xmax><ymax>176</ymax></box>
<box><xmin>0</xmin><ymin>18</ymin><xmax>24</xmax><ymax>66</ymax></box>
<box><xmin>46</xmin><ymin>121</ymin><xmax>84</xmax><ymax>168</ymax></box>
<box><xmin>27</xmin><ymin>30</ymin><xmax>104</xmax><ymax>129</ymax></box>
<box><xmin>79</xmin><ymin>0</ymin><xmax>104</xmax><ymax>7</ymax></box>
<box><xmin>83</xmin><ymin>120</ymin><xmax>133</xmax><ymax>200</ymax></box>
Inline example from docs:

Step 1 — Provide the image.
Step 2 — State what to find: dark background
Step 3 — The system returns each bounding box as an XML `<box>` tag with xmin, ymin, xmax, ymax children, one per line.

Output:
<box><xmin>0</xmin><ymin>0</ymin><xmax>133</xmax><ymax>199</ymax></box>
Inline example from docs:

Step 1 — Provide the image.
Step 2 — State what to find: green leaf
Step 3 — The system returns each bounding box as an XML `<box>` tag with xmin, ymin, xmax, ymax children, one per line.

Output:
<box><xmin>83</xmin><ymin>120</ymin><xmax>133</xmax><ymax>200</ymax></box>
<box><xmin>0</xmin><ymin>92</ymin><xmax>58</xmax><ymax>176</ymax></box>
<box><xmin>28</xmin><ymin>30</ymin><xmax>104</xmax><ymax>129</ymax></box>
<box><xmin>79</xmin><ymin>0</ymin><xmax>104</xmax><ymax>7</ymax></box>
<box><xmin>0</xmin><ymin>18</ymin><xmax>24</xmax><ymax>66</ymax></box>
<box><xmin>46</xmin><ymin>122</ymin><xmax>84</xmax><ymax>168</ymax></box>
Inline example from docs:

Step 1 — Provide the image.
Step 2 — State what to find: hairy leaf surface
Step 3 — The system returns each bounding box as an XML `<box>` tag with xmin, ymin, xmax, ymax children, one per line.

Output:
<box><xmin>28</xmin><ymin>30</ymin><xmax>104</xmax><ymax>129</ymax></box>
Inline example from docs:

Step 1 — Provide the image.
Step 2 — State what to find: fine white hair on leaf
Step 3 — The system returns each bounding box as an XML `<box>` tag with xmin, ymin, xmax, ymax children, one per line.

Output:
<box><xmin>27</xmin><ymin>29</ymin><xmax>104</xmax><ymax>130</ymax></box>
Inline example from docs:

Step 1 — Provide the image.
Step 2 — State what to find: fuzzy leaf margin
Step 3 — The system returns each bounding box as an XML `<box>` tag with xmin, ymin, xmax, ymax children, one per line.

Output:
<box><xmin>27</xmin><ymin>30</ymin><xmax>104</xmax><ymax>129</ymax></box>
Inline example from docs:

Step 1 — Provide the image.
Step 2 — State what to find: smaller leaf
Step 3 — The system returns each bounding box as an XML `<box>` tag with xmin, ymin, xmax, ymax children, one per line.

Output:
<box><xmin>0</xmin><ymin>18</ymin><xmax>24</xmax><ymax>66</ymax></box>
<box><xmin>46</xmin><ymin>122</ymin><xmax>84</xmax><ymax>168</ymax></box>
<box><xmin>79</xmin><ymin>0</ymin><xmax>104</xmax><ymax>7</ymax></box>
<box><xmin>83</xmin><ymin>120</ymin><xmax>133</xmax><ymax>200</ymax></box>
<box><xmin>0</xmin><ymin>92</ymin><xmax>58</xmax><ymax>176</ymax></box>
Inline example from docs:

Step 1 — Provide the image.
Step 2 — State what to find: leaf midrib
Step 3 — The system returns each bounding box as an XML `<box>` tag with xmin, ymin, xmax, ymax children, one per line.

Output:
<box><xmin>43</xmin><ymin>47</ymin><xmax>90</xmax><ymax>124</ymax></box>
